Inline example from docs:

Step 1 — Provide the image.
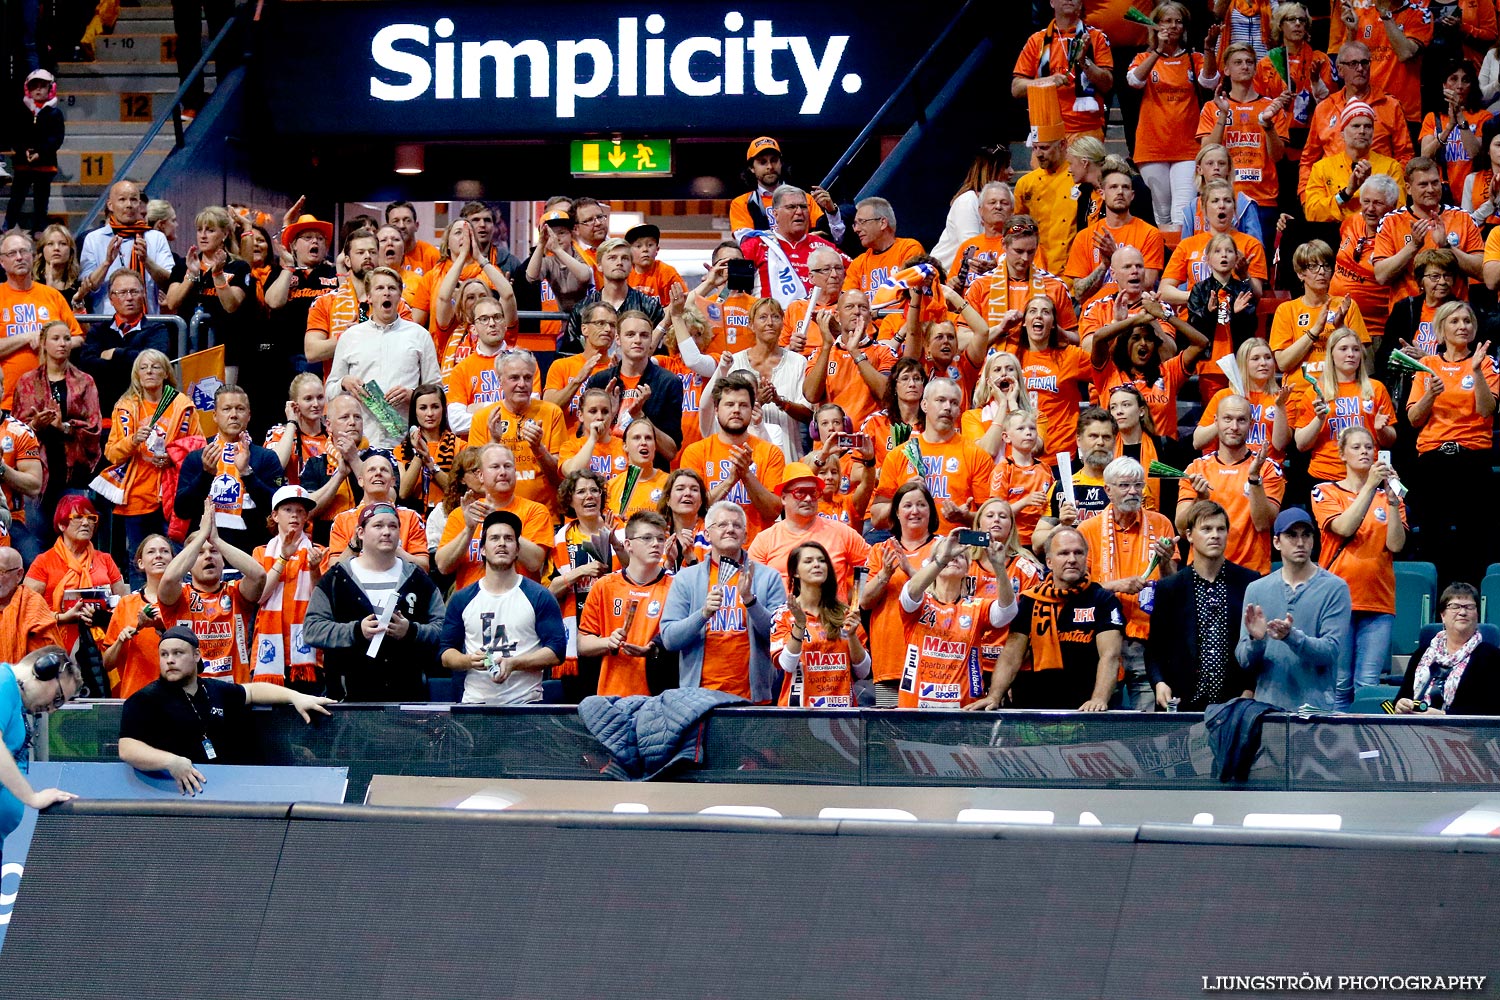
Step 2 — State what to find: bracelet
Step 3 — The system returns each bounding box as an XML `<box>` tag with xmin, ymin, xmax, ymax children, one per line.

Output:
<box><xmin>742</xmin><ymin>595</ymin><xmax>758</xmax><ymax>608</ymax></box>
<box><xmin>791</xmin><ymin>628</ymin><xmax>809</xmax><ymax>642</ymax></box>
<box><xmin>1248</xmin><ymin>476</ymin><xmax>1263</xmax><ymax>486</ymax></box>
<box><xmin>861</xmin><ymin>458</ymin><xmax>876</xmax><ymax>468</ymax></box>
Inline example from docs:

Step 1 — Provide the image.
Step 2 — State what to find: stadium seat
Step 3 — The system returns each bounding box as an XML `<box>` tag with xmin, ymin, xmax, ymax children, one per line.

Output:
<box><xmin>1394</xmin><ymin>561</ymin><xmax>1438</xmax><ymax>595</ymax></box>
<box><xmin>1416</xmin><ymin>622</ymin><xmax>1500</xmax><ymax>655</ymax></box>
<box><xmin>1391</xmin><ymin>572</ymin><xmax>1433</xmax><ymax>657</ymax></box>
<box><xmin>1482</xmin><ymin>574</ymin><xmax>1500</xmax><ymax>625</ymax></box>
<box><xmin>1348</xmin><ymin>684</ymin><xmax>1401</xmax><ymax>714</ymax></box>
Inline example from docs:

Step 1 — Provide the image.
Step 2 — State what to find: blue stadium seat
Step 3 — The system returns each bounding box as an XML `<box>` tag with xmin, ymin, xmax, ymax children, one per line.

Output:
<box><xmin>1391</xmin><ymin>572</ymin><xmax>1433</xmax><ymax>657</ymax></box>
<box><xmin>1348</xmin><ymin>684</ymin><xmax>1401</xmax><ymax>714</ymax></box>
<box><xmin>1394</xmin><ymin>561</ymin><xmax>1438</xmax><ymax>595</ymax></box>
<box><xmin>1482</xmin><ymin>574</ymin><xmax>1500</xmax><ymax>625</ymax></box>
<box><xmin>1416</xmin><ymin>622</ymin><xmax>1500</xmax><ymax>655</ymax></box>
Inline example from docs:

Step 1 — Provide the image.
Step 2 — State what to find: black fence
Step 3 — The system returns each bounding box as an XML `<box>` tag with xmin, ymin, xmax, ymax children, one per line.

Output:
<box><xmin>4</xmin><ymin>801</ymin><xmax>1497</xmax><ymax>1000</ymax></box>
<box><xmin>46</xmin><ymin>703</ymin><xmax>1500</xmax><ymax>802</ymax></box>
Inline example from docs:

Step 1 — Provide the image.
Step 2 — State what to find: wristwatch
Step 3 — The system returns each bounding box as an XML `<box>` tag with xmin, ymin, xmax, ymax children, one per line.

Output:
<box><xmin>1248</xmin><ymin>476</ymin><xmax>1263</xmax><ymax>486</ymax></box>
<box><xmin>861</xmin><ymin>458</ymin><xmax>877</xmax><ymax>468</ymax></box>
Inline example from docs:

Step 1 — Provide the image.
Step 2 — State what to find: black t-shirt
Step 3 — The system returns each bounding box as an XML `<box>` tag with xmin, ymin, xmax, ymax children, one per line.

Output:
<box><xmin>265</xmin><ymin>263</ymin><xmax>339</xmax><ymax>356</ymax></box>
<box><xmin>1011</xmin><ymin>583</ymin><xmax>1124</xmax><ymax>709</ymax></box>
<box><xmin>168</xmin><ymin>256</ymin><xmax>254</xmax><ymax>359</ymax></box>
<box><xmin>120</xmin><ymin>677</ymin><xmax>253</xmax><ymax>765</ymax></box>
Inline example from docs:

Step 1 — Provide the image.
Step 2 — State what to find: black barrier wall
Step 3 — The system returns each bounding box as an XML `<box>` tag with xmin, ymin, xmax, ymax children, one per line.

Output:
<box><xmin>44</xmin><ymin>703</ymin><xmax>1500</xmax><ymax>802</ymax></box>
<box><xmin>3</xmin><ymin>803</ymin><xmax>1498</xmax><ymax>1000</ymax></box>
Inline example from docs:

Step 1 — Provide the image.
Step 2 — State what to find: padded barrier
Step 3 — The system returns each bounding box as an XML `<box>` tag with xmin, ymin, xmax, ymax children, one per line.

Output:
<box><xmin>3</xmin><ymin>802</ymin><xmax>1497</xmax><ymax>1000</ymax></box>
<box><xmin>45</xmin><ymin>703</ymin><xmax>1500</xmax><ymax>801</ymax></box>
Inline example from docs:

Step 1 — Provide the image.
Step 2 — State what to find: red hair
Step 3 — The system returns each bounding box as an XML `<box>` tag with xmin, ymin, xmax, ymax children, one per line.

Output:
<box><xmin>54</xmin><ymin>495</ymin><xmax>98</xmax><ymax>534</ymax></box>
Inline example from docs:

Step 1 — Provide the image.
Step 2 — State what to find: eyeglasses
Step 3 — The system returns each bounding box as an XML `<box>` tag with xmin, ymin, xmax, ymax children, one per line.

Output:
<box><xmin>808</xmin><ymin>266</ymin><xmax>842</xmax><ymax>276</ymax></box>
<box><xmin>472</xmin><ymin>314</ymin><xmax>505</xmax><ymax>326</ymax></box>
<box><xmin>1108</xmin><ymin>481</ymin><xmax>1146</xmax><ymax>493</ymax></box>
<box><xmin>1283</xmin><ymin>15</ymin><xmax>1308</xmax><ymax>22</ymax></box>
<box><xmin>69</xmin><ymin>514</ymin><xmax>99</xmax><ymax>525</ymax></box>
<box><xmin>584</xmin><ymin>319</ymin><xmax>619</xmax><ymax>329</ymax></box>
<box><xmin>1445</xmin><ymin>603</ymin><xmax>1478</xmax><ymax>613</ymax></box>
<box><xmin>707</xmin><ymin>520</ymin><xmax>745</xmax><ymax>532</ymax></box>
<box><xmin>1302</xmin><ymin>262</ymin><xmax>1334</xmax><ymax>274</ymax></box>
<box><xmin>1339</xmin><ymin>59</ymin><xmax>1372</xmax><ymax>68</ymax></box>
<box><xmin>0</xmin><ymin>248</ymin><xmax>32</xmax><ymax>259</ymax></box>
<box><xmin>785</xmin><ymin>486</ymin><xmax>820</xmax><ymax>500</ymax></box>
<box><xmin>852</xmin><ymin>217</ymin><xmax>879</xmax><ymax>227</ymax></box>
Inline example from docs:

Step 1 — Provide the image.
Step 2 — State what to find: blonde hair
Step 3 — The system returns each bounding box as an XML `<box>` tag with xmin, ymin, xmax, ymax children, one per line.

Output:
<box><xmin>1193</xmin><ymin>144</ymin><xmax>1237</xmax><ymax>197</ymax></box>
<box><xmin>193</xmin><ymin>206</ymin><xmax>240</xmax><ymax>256</ymax></box>
<box><xmin>1235</xmin><ymin>337</ymin><xmax>1278</xmax><ymax>393</ymax></box>
<box><xmin>288</xmin><ymin>371</ymin><xmax>322</xmax><ymax>401</ymax></box>
<box><xmin>1433</xmin><ymin>300</ymin><xmax>1478</xmax><ymax>349</ymax></box>
<box><xmin>1270</xmin><ymin>2</ymin><xmax>1311</xmax><ymax>43</ymax></box>
<box><xmin>1318</xmin><ymin>327</ymin><xmax>1374</xmax><ymax>401</ymax></box>
<box><xmin>973</xmin><ymin>350</ymin><xmax>1033</xmax><ymax>413</ymax></box>
<box><xmin>972</xmin><ymin>497</ymin><xmax>1042</xmax><ymax>571</ymax></box>
<box><xmin>124</xmin><ymin>348</ymin><xmax>180</xmax><ymax>404</ymax></box>
<box><xmin>1068</xmin><ymin>135</ymin><xmax>1106</xmax><ymax>166</ymax></box>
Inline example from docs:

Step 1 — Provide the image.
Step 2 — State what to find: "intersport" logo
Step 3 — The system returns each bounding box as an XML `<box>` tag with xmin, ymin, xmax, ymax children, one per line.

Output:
<box><xmin>370</xmin><ymin>12</ymin><xmax>861</xmax><ymax>118</ymax></box>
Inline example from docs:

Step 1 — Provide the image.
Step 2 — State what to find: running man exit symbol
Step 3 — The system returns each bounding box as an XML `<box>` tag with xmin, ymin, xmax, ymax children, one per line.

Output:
<box><xmin>634</xmin><ymin>143</ymin><xmax>656</xmax><ymax>169</ymax></box>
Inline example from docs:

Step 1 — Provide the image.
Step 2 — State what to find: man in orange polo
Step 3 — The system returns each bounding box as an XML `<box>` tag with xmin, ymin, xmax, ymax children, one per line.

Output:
<box><xmin>1063</xmin><ymin>164</ymin><xmax>1164</xmax><ymax>307</ymax></box>
<box><xmin>845</xmin><ymin>197</ymin><xmax>924</xmax><ymax>312</ymax></box>
<box><xmin>1012</xmin><ymin>0</ymin><xmax>1114</xmax><ymax>141</ymax></box>
<box><xmin>1176</xmin><ymin>395</ymin><xmax>1284</xmax><ymax>574</ymax></box>
<box><xmin>747</xmin><ymin>463</ymin><xmax>871</xmax><ymax>597</ymax></box>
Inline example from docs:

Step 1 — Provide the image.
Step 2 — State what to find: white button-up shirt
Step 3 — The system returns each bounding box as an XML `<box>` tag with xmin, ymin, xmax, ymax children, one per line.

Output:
<box><xmin>325</xmin><ymin>316</ymin><xmax>439</xmax><ymax>448</ymax></box>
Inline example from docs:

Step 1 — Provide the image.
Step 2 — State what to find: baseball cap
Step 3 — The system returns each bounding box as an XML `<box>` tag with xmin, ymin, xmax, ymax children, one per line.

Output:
<box><xmin>746</xmin><ymin>136</ymin><xmax>781</xmax><ymax>160</ymax></box>
<box><xmin>774</xmin><ymin>462</ymin><xmax>821</xmax><ymax>496</ymax></box>
<box><xmin>541</xmin><ymin>207</ymin><xmax>572</xmax><ymax>227</ymax></box>
<box><xmin>159</xmin><ymin>625</ymin><xmax>199</xmax><ymax>650</ymax></box>
<box><xmin>271</xmin><ymin>484</ymin><xmax>315</xmax><ymax>511</ymax></box>
<box><xmin>482</xmin><ymin>509</ymin><xmax>523</xmax><ymax>540</ymax></box>
<box><xmin>1273</xmin><ymin>507</ymin><xmax>1315</xmax><ymax>535</ymax></box>
<box><xmin>357</xmin><ymin>501</ymin><xmax>401</xmax><ymax>530</ymax></box>
<box><xmin>624</xmin><ymin>223</ymin><xmax>661</xmax><ymax>244</ymax></box>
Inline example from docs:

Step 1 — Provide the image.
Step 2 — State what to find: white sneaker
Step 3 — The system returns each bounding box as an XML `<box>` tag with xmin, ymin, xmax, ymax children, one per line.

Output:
<box><xmin>0</xmin><ymin>161</ymin><xmax>11</xmax><ymax>181</ymax></box>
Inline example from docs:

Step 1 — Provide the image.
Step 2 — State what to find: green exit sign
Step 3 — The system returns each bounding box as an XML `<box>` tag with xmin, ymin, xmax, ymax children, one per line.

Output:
<box><xmin>570</xmin><ymin>139</ymin><xmax>673</xmax><ymax>177</ymax></box>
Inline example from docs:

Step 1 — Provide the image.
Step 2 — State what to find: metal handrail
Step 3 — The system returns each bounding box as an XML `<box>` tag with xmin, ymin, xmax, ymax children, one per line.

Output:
<box><xmin>819</xmin><ymin>0</ymin><xmax>978</xmax><ymax>193</ymax></box>
<box><xmin>73</xmin><ymin>12</ymin><xmax>244</xmax><ymax>239</ymax></box>
<box><xmin>75</xmin><ymin>312</ymin><xmax>190</xmax><ymax>358</ymax></box>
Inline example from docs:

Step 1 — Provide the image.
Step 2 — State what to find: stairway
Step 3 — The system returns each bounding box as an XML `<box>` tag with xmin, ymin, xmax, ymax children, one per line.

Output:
<box><xmin>43</xmin><ymin>0</ymin><xmax>212</xmax><ymax>233</ymax></box>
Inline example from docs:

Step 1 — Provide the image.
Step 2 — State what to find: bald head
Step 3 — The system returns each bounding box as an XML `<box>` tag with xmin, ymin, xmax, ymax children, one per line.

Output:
<box><xmin>107</xmin><ymin>180</ymin><xmax>145</xmax><ymax>224</ymax></box>
<box><xmin>1112</xmin><ymin>246</ymin><xmax>1146</xmax><ymax>293</ymax></box>
<box><xmin>0</xmin><ymin>547</ymin><xmax>22</xmax><ymax>600</ymax></box>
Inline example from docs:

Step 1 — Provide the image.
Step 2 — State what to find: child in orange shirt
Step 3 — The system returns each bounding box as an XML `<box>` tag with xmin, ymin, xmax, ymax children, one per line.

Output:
<box><xmin>988</xmin><ymin>411</ymin><xmax>1054</xmax><ymax>547</ymax></box>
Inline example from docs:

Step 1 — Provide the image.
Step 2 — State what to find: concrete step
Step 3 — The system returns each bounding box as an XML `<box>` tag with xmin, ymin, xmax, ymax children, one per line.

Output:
<box><xmin>62</xmin><ymin>132</ymin><xmax>176</xmax><ymax>155</ymax></box>
<box><xmin>91</xmin><ymin>34</ymin><xmax>183</xmax><ymax>64</ymax></box>
<box><xmin>54</xmin><ymin>147</ymin><xmax>168</xmax><ymax>185</ymax></box>
<box><xmin>54</xmin><ymin>61</ymin><xmax>205</xmax><ymax>81</ymax></box>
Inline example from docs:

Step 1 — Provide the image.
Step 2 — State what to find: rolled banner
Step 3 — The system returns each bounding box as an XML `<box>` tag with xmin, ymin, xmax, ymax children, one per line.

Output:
<box><xmin>617</xmin><ymin>463</ymin><xmax>642</xmax><ymax>516</ymax></box>
<box><xmin>1056</xmin><ymin>451</ymin><xmax>1077</xmax><ymax>507</ymax></box>
<box><xmin>1388</xmin><ymin>349</ymin><xmax>1437</xmax><ymax>378</ymax></box>
<box><xmin>1299</xmin><ymin>365</ymin><xmax>1322</xmax><ymax>399</ymax></box>
<box><xmin>362</xmin><ymin>380</ymin><xmax>410</xmax><ymax>441</ymax></box>
<box><xmin>1216</xmin><ymin>354</ymin><xmax>1247</xmax><ymax>398</ymax></box>
<box><xmin>1148</xmin><ymin>460</ymin><xmax>1187</xmax><ymax>479</ymax></box>
<box><xmin>902</xmin><ymin>436</ymin><xmax>926</xmax><ymax>479</ymax></box>
<box><xmin>793</xmin><ymin>286</ymin><xmax>822</xmax><ymax>345</ymax></box>
<box><xmin>1124</xmin><ymin>5</ymin><xmax>1155</xmax><ymax>25</ymax></box>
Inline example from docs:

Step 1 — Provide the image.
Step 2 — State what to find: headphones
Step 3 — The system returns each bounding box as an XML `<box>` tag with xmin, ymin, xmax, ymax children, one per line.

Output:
<box><xmin>33</xmin><ymin>651</ymin><xmax>69</xmax><ymax>682</ymax></box>
<box><xmin>810</xmin><ymin>412</ymin><xmax>854</xmax><ymax>441</ymax></box>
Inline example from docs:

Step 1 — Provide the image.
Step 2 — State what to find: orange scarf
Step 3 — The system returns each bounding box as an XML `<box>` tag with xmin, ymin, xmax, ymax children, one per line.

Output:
<box><xmin>253</xmin><ymin>532</ymin><xmax>318</xmax><ymax>684</ymax></box>
<box><xmin>1021</xmin><ymin>574</ymin><xmax>1093</xmax><ymax>671</ymax></box>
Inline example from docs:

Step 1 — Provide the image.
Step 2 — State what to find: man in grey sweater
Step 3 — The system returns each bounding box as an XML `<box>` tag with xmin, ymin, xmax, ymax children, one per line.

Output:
<box><xmin>1235</xmin><ymin>508</ymin><xmax>1353</xmax><ymax>712</ymax></box>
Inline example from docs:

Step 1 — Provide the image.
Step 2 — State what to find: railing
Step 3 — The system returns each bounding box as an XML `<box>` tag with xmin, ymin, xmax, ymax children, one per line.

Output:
<box><xmin>819</xmin><ymin>0</ymin><xmax>978</xmax><ymax>193</ymax></box>
<box><xmin>44</xmin><ymin>702</ymin><xmax>1500</xmax><ymax>803</ymax></box>
<box><xmin>72</xmin><ymin>13</ymin><xmax>244</xmax><ymax>239</ymax></box>
<box><xmin>76</xmin><ymin>313</ymin><xmax>190</xmax><ymax>359</ymax></box>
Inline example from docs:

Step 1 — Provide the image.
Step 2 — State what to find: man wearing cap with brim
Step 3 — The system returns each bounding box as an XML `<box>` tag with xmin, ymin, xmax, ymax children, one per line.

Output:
<box><xmin>526</xmin><ymin>205</ymin><xmax>595</xmax><ymax>339</ymax></box>
<box><xmin>728</xmin><ymin>136</ymin><xmax>844</xmax><ymax>242</ymax></box>
<box><xmin>252</xmin><ymin>485</ymin><xmax>326</xmax><ymax>690</ymax></box>
<box><xmin>624</xmin><ymin>223</ymin><xmax>688</xmax><ymax>307</ymax></box>
<box><xmin>1299</xmin><ymin>41</ymin><xmax>1414</xmax><ymax>198</ymax></box>
<box><xmin>1302</xmin><ymin>100</ymin><xmax>1407</xmax><ymax>223</ymax></box>
<box><xmin>746</xmin><ymin>461</ymin><xmax>871</xmax><ymax>598</ymax></box>
<box><xmin>440</xmin><ymin>509</ymin><xmax>566</xmax><ymax>706</ymax></box>
<box><xmin>1235</xmin><ymin>507</ymin><xmax>1353</xmax><ymax>712</ymax></box>
<box><xmin>119</xmin><ymin>624</ymin><xmax>335</xmax><ymax>795</ymax></box>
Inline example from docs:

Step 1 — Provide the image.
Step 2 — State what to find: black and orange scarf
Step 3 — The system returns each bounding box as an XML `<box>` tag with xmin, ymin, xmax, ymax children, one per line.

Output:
<box><xmin>108</xmin><ymin>215</ymin><xmax>152</xmax><ymax>280</ymax></box>
<box><xmin>1021</xmin><ymin>574</ymin><xmax>1093</xmax><ymax>671</ymax></box>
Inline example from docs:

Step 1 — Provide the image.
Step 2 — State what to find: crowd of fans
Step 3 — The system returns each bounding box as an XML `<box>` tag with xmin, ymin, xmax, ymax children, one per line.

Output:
<box><xmin>1</xmin><ymin>0</ymin><xmax>1499</xmax><ymax>782</ymax></box>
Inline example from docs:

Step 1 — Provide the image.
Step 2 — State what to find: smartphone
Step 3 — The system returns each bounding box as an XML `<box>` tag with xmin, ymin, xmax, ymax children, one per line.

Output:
<box><xmin>726</xmin><ymin>258</ymin><xmax>757</xmax><ymax>293</ymax></box>
<box><xmin>834</xmin><ymin>432</ymin><xmax>856</xmax><ymax>449</ymax></box>
<box><xmin>955</xmin><ymin>529</ymin><xmax>991</xmax><ymax>547</ymax></box>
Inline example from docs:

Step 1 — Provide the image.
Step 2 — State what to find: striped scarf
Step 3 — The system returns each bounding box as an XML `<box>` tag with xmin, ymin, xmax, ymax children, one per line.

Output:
<box><xmin>253</xmin><ymin>532</ymin><xmax>319</xmax><ymax>684</ymax></box>
<box><xmin>108</xmin><ymin>215</ymin><xmax>152</xmax><ymax>281</ymax></box>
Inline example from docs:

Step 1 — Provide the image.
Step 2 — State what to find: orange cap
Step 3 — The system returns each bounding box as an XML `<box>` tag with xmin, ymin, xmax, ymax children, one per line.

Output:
<box><xmin>746</xmin><ymin>136</ymin><xmax>781</xmax><ymax>160</ymax></box>
<box><xmin>774</xmin><ymin>462</ymin><xmax>821</xmax><ymax>495</ymax></box>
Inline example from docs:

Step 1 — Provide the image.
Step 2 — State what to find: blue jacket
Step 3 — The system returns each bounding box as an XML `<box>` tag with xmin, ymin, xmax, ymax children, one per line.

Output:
<box><xmin>580</xmin><ymin>687</ymin><xmax>745</xmax><ymax>780</ymax></box>
<box><xmin>660</xmin><ymin>557</ymin><xmax>785</xmax><ymax>703</ymax></box>
<box><xmin>1235</xmin><ymin>566</ymin><xmax>1352</xmax><ymax>712</ymax></box>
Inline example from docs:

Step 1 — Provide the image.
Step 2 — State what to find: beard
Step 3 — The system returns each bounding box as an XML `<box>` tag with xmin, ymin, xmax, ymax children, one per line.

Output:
<box><xmin>1084</xmin><ymin>449</ymin><xmax>1112</xmax><ymax>468</ymax></box>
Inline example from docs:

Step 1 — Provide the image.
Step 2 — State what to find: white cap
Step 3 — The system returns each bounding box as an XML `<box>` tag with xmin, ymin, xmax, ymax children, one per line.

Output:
<box><xmin>271</xmin><ymin>484</ymin><xmax>315</xmax><ymax>510</ymax></box>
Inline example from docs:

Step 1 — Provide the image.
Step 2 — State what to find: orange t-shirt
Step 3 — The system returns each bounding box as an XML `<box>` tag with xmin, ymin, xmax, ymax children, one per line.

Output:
<box><xmin>606</xmin><ymin>465</ymin><xmax>669</xmax><ymax>520</ymax></box>
<box><xmin>438</xmin><ymin>494</ymin><xmax>554</xmax><ymax>588</ymax></box>
<box><xmin>577</xmin><ymin>569</ymin><xmax>673</xmax><ymax>697</ymax></box>
<box><xmin>845</xmin><ymin>237</ymin><xmax>926</xmax><ymax>303</ymax></box>
<box><xmin>1371</xmin><ymin>207</ymin><xmax>1483</xmax><ymax>301</ymax></box>
<box><xmin>1197</xmin><ymin>387</ymin><xmax>1285</xmax><ymax>461</ymax></box>
<box><xmin>1076</xmin><ymin>508</ymin><xmax>1175</xmax><ymax>640</ymax></box>
<box><xmin>1311</xmin><ymin>480</ymin><xmax>1407</xmax><ymax>614</ymax></box>
<box><xmin>541</xmin><ymin>352</ymin><xmax>603</xmax><ymax>432</ymax></box>
<box><xmin>626</xmin><ymin>260</ymin><xmax>686</xmax><ymax>305</ymax></box>
<box><xmin>0</xmin><ymin>416</ymin><xmax>41</xmax><ymax>522</ymax></box>
<box><xmin>1328</xmin><ymin>2</ymin><xmax>1433</xmax><ymax>122</ymax></box>
<box><xmin>949</xmin><ymin>232</ymin><xmax>1004</xmax><ymax>280</ymax></box>
<box><xmin>989</xmin><ymin>459</ymin><xmax>1056</xmax><ymax>547</ymax></box>
<box><xmin>166</xmin><ymin>581</ymin><xmax>255</xmax><ymax>683</ymax></box>
<box><xmin>1130</xmin><ymin>50</ymin><xmax>1209</xmax><ymax>164</ymax></box>
<box><xmin>1286</xmin><ymin>381</ymin><xmax>1397</xmax><ymax>481</ymax></box>
<box><xmin>104</xmin><ymin>591</ymin><xmax>164</xmax><ymax>699</ymax></box>
<box><xmin>1013</xmin><ymin>23</ymin><xmax>1114</xmax><ymax>136</ymax></box>
<box><xmin>865</xmin><ymin>537</ymin><xmax>937</xmax><ymax>683</ymax></box>
<box><xmin>0</xmin><ymin>283</ymin><xmax>80</xmax><ymax>409</ymax></box>
<box><xmin>677</xmin><ymin>434</ymin><xmax>787</xmax><ymax>542</ymax></box>
<box><xmin>896</xmin><ymin>591</ymin><xmax>997</xmax><ymax>708</ymax></box>
<box><xmin>873</xmin><ymin>434</ymin><xmax>995</xmax><ymax>534</ymax></box>
<box><xmin>971</xmin><ymin>554</ymin><xmax>1045</xmax><ymax>676</ymax></box>
<box><xmin>1092</xmin><ymin>355</ymin><xmax>1191</xmax><ymax>440</ymax></box>
<box><xmin>1017</xmin><ymin>345</ymin><xmax>1092</xmax><ymax>457</ymax></box>
<box><xmin>1161</xmin><ymin>230</ymin><xmax>1269</xmax><ymax>295</ymax></box>
<box><xmin>1194</xmin><ymin>96</ymin><xmax>1290</xmax><ymax>207</ymax></box>
<box><xmin>445</xmin><ymin>349</ymin><xmax>506</xmax><ymax>414</ymax></box>
<box><xmin>697</xmin><ymin>291</ymin><xmax>756</xmax><ymax>356</ymax></box>
<box><xmin>965</xmin><ymin>263</ymin><xmax>1078</xmax><ymax>334</ymax></box>
<box><xmin>656</xmin><ymin>353</ymin><xmax>708</xmax><ymax>453</ymax></box>
<box><xmin>466</xmin><ymin>399</ymin><xmax>567</xmax><ymax>516</ymax></box>
<box><xmin>806</xmin><ymin>341</ymin><xmax>896</xmax><ymax>431</ymax></box>
<box><xmin>323</xmin><ymin>504</ymin><xmax>428</xmax><ymax>568</ymax></box>
<box><xmin>699</xmin><ymin>556</ymin><xmax>757</xmax><ymax>700</ymax></box>
<box><xmin>770</xmin><ymin>611</ymin><xmax>866</xmax><ymax>708</ymax></box>
<box><xmin>1330</xmin><ymin>213</ymin><xmax>1391</xmax><ymax>341</ymax></box>
<box><xmin>1063</xmin><ymin>217</ymin><xmax>1166</xmax><ymax>303</ymax></box>
<box><xmin>401</xmin><ymin>240</ymin><xmax>440</xmax><ymax>278</ymax></box>
<box><xmin>1268</xmin><ymin>294</ymin><xmax>1371</xmax><ymax>378</ymax></box>
<box><xmin>746</xmin><ymin>516</ymin><xmax>871</xmax><ymax>598</ymax></box>
<box><xmin>1408</xmin><ymin>353</ymin><xmax>1500</xmax><ymax>453</ymax></box>
<box><xmin>1420</xmin><ymin>110</ymin><xmax>1495</xmax><ymax>195</ymax></box>
<box><xmin>409</xmin><ymin>259</ymin><xmax>494</xmax><ymax>338</ymax></box>
<box><xmin>1178</xmin><ymin>452</ymin><xmax>1286</xmax><ymax>574</ymax></box>
<box><xmin>559</xmin><ymin>428</ymin><xmax>630</xmax><ymax>480</ymax></box>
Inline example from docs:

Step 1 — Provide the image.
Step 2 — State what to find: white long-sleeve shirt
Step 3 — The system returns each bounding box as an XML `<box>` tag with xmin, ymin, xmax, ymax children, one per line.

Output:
<box><xmin>78</xmin><ymin>225</ymin><xmax>175</xmax><ymax>314</ymax></box>
<box><xmin>325</xmin><ymin>316</ymin><xmax>439</xmax><ymax>448</ymax></box>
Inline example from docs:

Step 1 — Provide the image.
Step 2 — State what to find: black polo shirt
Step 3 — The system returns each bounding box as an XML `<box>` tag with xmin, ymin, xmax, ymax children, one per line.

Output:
<box><xmin>1011</xmin><ymin>582</ymin><xmax>1124</xmax><ymax>709</ymax></box>
<box><xmin>120</xmin><ymin>678</ymin><xmax>254</xmax><ymax>765</ymax></box>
